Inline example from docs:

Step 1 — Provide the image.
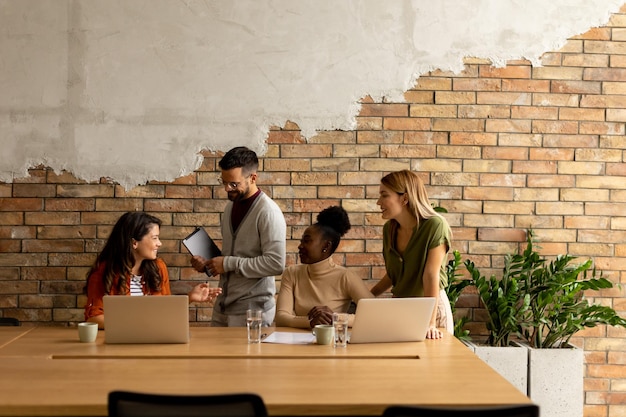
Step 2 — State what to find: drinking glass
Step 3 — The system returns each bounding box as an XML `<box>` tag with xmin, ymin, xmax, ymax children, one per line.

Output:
<box><xmin>246</xmin><ymin>309</ymin><xmax>263</xmax><ymax>343</ymax></box>
<box><xmin>333</xmin><ymin>312</ymin><xmax>349</xmax><ymax>348</ymax></box>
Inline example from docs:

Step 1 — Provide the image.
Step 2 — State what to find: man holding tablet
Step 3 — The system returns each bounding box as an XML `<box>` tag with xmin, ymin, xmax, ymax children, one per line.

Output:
<box><xmin>190</xmin><ymin>146</ymin><xmax>286</xmax><ymax>327</ymax></box>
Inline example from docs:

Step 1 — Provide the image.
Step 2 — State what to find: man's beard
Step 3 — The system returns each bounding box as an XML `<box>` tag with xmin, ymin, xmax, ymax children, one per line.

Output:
<box><xmin>227</xmin><ymin>187</ymin><xmax>248</xmax><ymax>202</ymax></box>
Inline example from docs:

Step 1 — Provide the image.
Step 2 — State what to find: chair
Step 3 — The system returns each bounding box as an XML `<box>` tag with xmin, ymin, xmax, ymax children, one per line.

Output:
<box><xmin>0</xmin><ymin>317</ymin><xmax>20</xmax><ymax>326</ymax></box>
<box><xmin>382</xmin><ymin>404</ymin><xmax>539</xmax><ymax>417</ymax></box>
<box><xmin>108</xmin><ymin>391</ymin><xmax>268</xmax><ymax>417</ymax></box>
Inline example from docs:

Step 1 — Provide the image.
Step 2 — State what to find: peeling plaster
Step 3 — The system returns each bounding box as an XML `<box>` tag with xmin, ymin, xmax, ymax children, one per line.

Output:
<box><xmin>0</xmin><ymin>0</ymin><xmax>622</xmax><ymax>189</ymax></box>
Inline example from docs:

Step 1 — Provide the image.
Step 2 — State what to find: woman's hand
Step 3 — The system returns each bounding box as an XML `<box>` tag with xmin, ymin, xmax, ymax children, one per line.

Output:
<box><xmin>307</xmin><ymin>305</ymin><xmax>334</xmax><ymax>327</ymax></box>
<box><xmin>426</xmin><ymin>326</ymin><xmax>443</xmax><ymax>339</ymax></box>
<box><xmin>188</xmin><ymin>283</ymin><xmax>222</xmax><ymax>304</ymax></box>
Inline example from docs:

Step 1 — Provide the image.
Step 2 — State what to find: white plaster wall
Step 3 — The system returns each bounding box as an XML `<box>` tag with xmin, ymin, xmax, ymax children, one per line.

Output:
<box><xmin>0</xmin><ymin>0</ymin><xmax>622</xmax><ymax>189</ymax></box>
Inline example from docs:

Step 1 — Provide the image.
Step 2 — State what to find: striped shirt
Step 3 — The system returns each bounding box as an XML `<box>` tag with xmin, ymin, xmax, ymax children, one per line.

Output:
<box><xmin>130</xmin><ymin>275</ymin><xmax>144</xmax><ymax>296</ymax></box>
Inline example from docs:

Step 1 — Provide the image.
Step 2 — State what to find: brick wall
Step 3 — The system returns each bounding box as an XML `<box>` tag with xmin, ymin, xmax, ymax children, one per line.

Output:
<box><xmin>2</xmin><ymin>7</ymin><xmax>626</xmax><ymax>417</ymax></box>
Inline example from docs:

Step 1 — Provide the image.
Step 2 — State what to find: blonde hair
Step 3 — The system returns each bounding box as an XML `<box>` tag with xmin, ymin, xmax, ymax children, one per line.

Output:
<box><xmin>381</xmin><ymin>170</ymin><xmax>446</xmax><ymax>228</ymax></box>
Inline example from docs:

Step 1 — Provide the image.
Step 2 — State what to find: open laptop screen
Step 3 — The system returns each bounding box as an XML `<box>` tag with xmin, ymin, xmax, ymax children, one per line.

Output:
<box><xmin>103</xmin><ymin>295</ymin><xmax>190</xmax><ymax>344</ymax></box>
<box><xmin>348</xmin><ymin>297</ymin><xmax>436</xmax><ymax>344</ymax></box>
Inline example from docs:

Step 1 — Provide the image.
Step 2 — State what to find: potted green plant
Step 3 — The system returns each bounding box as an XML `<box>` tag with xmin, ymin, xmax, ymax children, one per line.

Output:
<box><xmin>444</xmin><ymin>250</ymin><xmax>471</xmax><ymax>342</ymax></box>
<box><xmin>461</xmin><ymin>249</ymin><xmax>531</xmax><ymax>394</ymax></box>
<box><xmin>512</xmin><ymin>231</ymin><xmax>626</xmax><ymax>417</ymax></box>
<box><xmin>458</xmin><ymin>230</ymin><xmax>626</xmax><ymax>417</ymax></box>
<box><xmin>516</xmin><ymin>232</ymin><xmax>626</xmax><ymax>348</ymax></box>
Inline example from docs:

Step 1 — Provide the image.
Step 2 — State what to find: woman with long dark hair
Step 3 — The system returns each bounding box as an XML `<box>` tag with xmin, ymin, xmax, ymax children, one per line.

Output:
<box><xmin>84</xmin><ymin>211</ymin><xmax>221</xmax><ymax>329</ymax></box>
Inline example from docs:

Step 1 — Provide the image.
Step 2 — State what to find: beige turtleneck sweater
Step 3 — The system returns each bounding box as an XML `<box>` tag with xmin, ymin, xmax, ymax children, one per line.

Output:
<box><xmin>275</xmin><ymin>257</ymin><xmax>374</xmax><ymax>328</ymax></box>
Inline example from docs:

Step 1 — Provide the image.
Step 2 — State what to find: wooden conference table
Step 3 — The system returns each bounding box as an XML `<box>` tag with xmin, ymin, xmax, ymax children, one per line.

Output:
<box><xmin>0</xmin><ymin>326</ymin><xmax>530</xmax><ymax>416</ymax></box>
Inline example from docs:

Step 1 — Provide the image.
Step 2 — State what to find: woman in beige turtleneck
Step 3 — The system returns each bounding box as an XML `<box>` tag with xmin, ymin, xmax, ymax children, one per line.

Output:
<box><xmin>275</xmin><ymin>206</ymin><xmax>374</xmax><ymax>328</ymax></box>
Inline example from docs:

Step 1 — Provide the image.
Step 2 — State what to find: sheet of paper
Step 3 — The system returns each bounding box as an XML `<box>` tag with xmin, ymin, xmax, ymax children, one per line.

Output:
<box><xmin>262</xmin><ymin>331</ymin><xmax>315</xmax><ymax>345</ymax></box>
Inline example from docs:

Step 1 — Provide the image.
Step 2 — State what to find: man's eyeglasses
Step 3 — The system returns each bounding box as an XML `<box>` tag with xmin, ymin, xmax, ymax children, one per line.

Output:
<box><xmin>217</xmin><ymin>174</ymin><xmax>251</xmax><ymax>190</ymax></box>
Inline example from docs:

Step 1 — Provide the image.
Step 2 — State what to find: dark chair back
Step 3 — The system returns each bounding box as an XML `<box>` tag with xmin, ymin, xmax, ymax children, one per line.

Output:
<box><xmin>108</xmin><ymin>391</ymin><xmax>268</xmax><ymax>417</ymax></box>
<box><xmin>382</xmin><ymin>404</ymin><xmax>539</xmax><ymax>417</ymax></box>
<box><xmin>0</xmin><ymin>317</ymin><xmax>20</xmax><ymax>326</ymax></box>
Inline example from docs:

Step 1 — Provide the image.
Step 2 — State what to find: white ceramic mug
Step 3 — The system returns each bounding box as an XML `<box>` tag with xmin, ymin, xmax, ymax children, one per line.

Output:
<box><xmin>312</xmin><ymin>324</ymin><xmax>334</xmax><ymax>345</ymax></box>
<box><xmin>78</xmin><ymin>322</ymin><xmax>98</xmax><ymax>343</ymax></box>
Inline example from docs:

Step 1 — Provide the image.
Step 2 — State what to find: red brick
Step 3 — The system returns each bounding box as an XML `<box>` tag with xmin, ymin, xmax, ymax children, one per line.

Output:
<box><xmin>355</xmin><ymin>117</ymin><xmax>382</xmax><ymax>130</ymax></box>
<box><xmin>543</xmin><ymin>134</ymin><xmax>598</xmax><ymax>148</ymax></box>
<box><xmin>551</xmin><ymin>80</ymin><xmax>601</xmax><ymax>94</ymax></box>
<box><xmin>502</xmin><ymin>79</ymin><xmax>550</xmax><ymax>92</ymax></box>
<box><xmin>57</xmin><ymin>184</ymin><xmax>114</xmax><ymax>198</ymax></box>
<box><xmin>587</xmin><ymin>364</ymin><xmax>626</xmax><ymax>378</ymax></box>
<box><xmin>24</xmin><ymin>212</ymin><xmax>80</xmax><ymax>225</ymax></box>
<box><xmin>144</xmin><ymin>199</ymin><xmax>194</xmax><ymax>212</ymax></box>
<box><xmin>511</xmin><ymin>106</ymin><xmax>558</xmax><ymax>120</ymax></box>
<box><xmin>312</xmin><ymin>158</ymin><xmax>359</xmax><ymax>172</ymax></box>
<box><xmin>458</xmin><ymin>104</ymin><xmax>510</xmax><ymax>119</ymax></box>
<box><xmin>383</xmin><ymin>117</ymin><xmax>432</xmax><ymax>131</ymax></box>
<box><xmin>512</xmin><ymin>160</ymin><xmax>557</xmax><ymax>174</ymax></box>
<box><xmin>357</xmin><ymin>131</ymin><xmax>403</xmax><ymax>144</ymax></box>
<box><xmin>266</xmin><ymin>130</ymin><xmax>305</xmax><ymax>144</ymax></box>
<box><xmin>607</xmin><ymin>163</ymin><xmax>626</xmax><ymax>176</ymax></box>
<box><xmin>435</xmin><ymin>91</ymin><xmax>475</xmax><ymax>104</ymax></box>
<box><xmin>563</xmin><ymin>54</ymin><xmax>609</xmax><ymax>68</ymax></box>
<box><xmin>453</xmin><ymin>78</ymin><xmax>501</xmax><ymax>91</ymax></box>
<box><xmin>359</xmin><ymin>103</ymin><xmax>408</xmax><ymax>117</ymax></box>
<box><xmin>381</xmin><ymin>144</ymin><xmax>436</xmax><ymax>158</ymax></box>
<box><xmin>527</xmin><ymin>175</ymin><xmax>575</xmax><ymax>188</ymax></box>
<box><xmin>477</xmin><ymin>92</ymin><xmax>531</xmax><ymax>105</ymax></box>
<box><xmin>0</xmin><ymin>226</ymin><xmax>35</xmax><ymax>239</ymax></box>
<box><xmin>530</xmin><ymin>148</ymin><xmax>574</xmax><ymax>160</ymax></box>
<box><xmin>485</xmin><ymin>119</ymin><xmax>532</xmax><ymax>133</ymax></box>
<box><xmin>581</xmin><ymin>94</ymin><xmax>626</xmax><ymax>108</ymax></box>
<box><xmin>22</xmin><ymin>239</ymin><xmax>84</xmax><ymax>253</ymax></box>
<box><xmin>44</xmin><ymin>198</ymin><xmax>95</xmax><ymax>212</ymax></box>
<box><xmin>477</xmin><ymin>228</ymin><xmax>527</xmax><ymax>242</ymax></box>
<box><xmin>22</xmin><ymin>267</ymin><xmax>68</xmax><ymax>281</ymax></box>
<box><xmin>432</xmin><ymin>118</ymin><xmax>484</xmax><ymax>132</ymax></box>
<box><xmin>404</xmin><ymin>131</ymin><xmax>449</xmax><ymax>144</ymax></box>
<box><xmin>478</xmin><ymin>65</ymin><xmax>531</xmax><ymax>79</ymax></box>
<box><xmin>318</xmin><ymin>186</ymin><xmax>365</xmax><ymax>199</ymax></box>
<box><xmin>533</xmin><ymin>93</ymin><xmax>579</xmax><ymax>107</ymax></box>
<box><xmin>0</xmin><ymin>198</ymin><xmax>43</xmax><ymax>211</ymax></box>
<box><xmin>482</xmin><ymin>147</ymin><xmax>529</xmax><ymax>160</ymax></box>
<box><xmin>172</xmin><ymin>213</ymin><xmax>221</xmax><ymax>227</ymax></box>
<box><xmin>403</xmin><ymin>90</ymin><xmax>433</xmax><ymax>104</ymax></box>
<box><xmin>532</xmin><ymin>120</ymin><xmax>579</xmax><ymax>134</ymax></box>
<box><xmin>0</xmin><ymin>240</ymin><xmax>20</xmax><ymax>252</ymax></box>
<box><xmin>12</xmin><ymin>184</ymin><xmax>56</xmax><ymax>198</ymax></box>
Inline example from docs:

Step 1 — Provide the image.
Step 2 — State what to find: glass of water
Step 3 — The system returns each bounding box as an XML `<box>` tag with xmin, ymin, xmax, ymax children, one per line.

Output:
<box><xmin>332</xmin><ymin>312</ymin><xmax>349</xmax><ymax>348</ymax></box>
<box><xmin>246</xmin><ymin>309</ymin><xmax>263</xmax><ymax>343</ymax></box>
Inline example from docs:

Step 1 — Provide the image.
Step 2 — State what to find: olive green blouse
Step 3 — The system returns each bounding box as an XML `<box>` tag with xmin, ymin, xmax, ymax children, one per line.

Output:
<box><xmin>382</xmin><ymin>215</ymin><xmax>451</xmax><ymax>297</ymax></box>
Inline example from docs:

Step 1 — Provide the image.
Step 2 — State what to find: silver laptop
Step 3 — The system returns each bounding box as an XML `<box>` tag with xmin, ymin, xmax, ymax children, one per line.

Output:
<box><xmin>103</xmin><ymin>295</ymin><xmax>190</xmax><ymax>344</ymax></box>
<box><xmin>348</xmin><ymin>297</ymin><xmax>436</xmax><ymax>344</ymax></box>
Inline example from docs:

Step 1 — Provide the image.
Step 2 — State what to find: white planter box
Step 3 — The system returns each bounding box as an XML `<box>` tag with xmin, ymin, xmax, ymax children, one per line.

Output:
<box><xmin>464</xmin><ymin>341</ymin><xmax>528</xmax><ymax>394</ymax></box>
<box><xmin>527</xmin><ymin>344</ymin><xmax>583</xmax><ymax>417</ymax></box>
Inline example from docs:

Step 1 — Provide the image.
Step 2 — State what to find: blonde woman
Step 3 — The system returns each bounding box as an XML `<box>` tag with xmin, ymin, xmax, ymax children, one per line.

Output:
<box><xmin>370</xmin><ymin>170</ymin><xmax>454</xmax><ymax>339</ymax></box>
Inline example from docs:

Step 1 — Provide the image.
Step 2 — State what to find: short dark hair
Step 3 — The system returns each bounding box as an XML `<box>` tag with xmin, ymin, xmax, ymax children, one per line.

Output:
<box><xmin>219</xmin><ymin>146</ymin><xmax>259</xmax><ymax>175</ymax></box>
